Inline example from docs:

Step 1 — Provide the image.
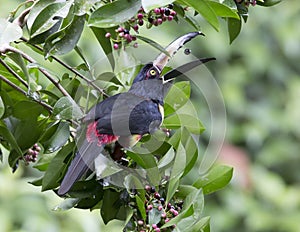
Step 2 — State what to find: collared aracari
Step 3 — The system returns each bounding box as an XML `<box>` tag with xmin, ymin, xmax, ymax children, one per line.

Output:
<box><xmin>58</xmin><ymin>31</ymin><xmax>214</xmax><ymax>196</ymax></box>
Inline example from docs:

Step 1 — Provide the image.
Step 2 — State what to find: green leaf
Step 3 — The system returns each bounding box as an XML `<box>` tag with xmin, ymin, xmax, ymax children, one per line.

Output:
<box><xmin>74</xmin><ymin>0</ymin><xmax>98</xmax><ymax>15</ymax></box>
<box><xmin>136</xmin><ymin>35</ymin><xmax>169</xmax><ymax>56</ymax></box>
<box><xmin>0</xmin><ymin>96</ymin><xmax>4</xmax><ymax>118</ymax></box>
<box><xmin>40</xmin><ymin>121</ymin><xmax>70</xmax><ymax>153</ymax></box>
<box><xmin>127</xmin><ymin>149</ymin><xmax>161</xmax><ymax>186</ymax></box>
<box><xmin>136</xmin><ymin>195</ymin><xmax>147</xmax><ymax>220</ymax></box>
<box><xmin>27</xmin><ymin>0</ymin><xmax>59</xmax><ymax>30</ymax></box>
<box><xmin>101</xmin><ymin>189</ymin><xmax>125</xmax><ymax>224</ymax></box>
<box><xmin>207</xmin><ymin>1</ymin><xmax>239</xmax><ymax>19</ymax></box>
<box><xmin>158</xmin><ymin>147</ymin><xmax>175</xmax><ymax>169</ymax></box>
<box><xmin>0</xmin><ymin>19</ymin><xmax>22</xmax><ymax>45</ymax></box>
<box><xmin>44</xmin><ymin>15</ymin><xmax>85</xmax><ymax>57</ymax></box>
<box><xmin>90</xmin><ymin>27</ymin><xmax>115</xmax><ymax>70</ymax></box>
<box><xmin>29</xmin><ymin>19</ymin><xmax>62</xmax><ymax>44</ymax></box>
<box><xmin>142</xmin><ymin>0</ymin><xmax>175</xmax><ymax>12</ymax></box>
<box><xmin>164</xmin><ymin>81</ymin><xmax>191</xmax><ymax>116</ymax></box>
<box><xmin>88</xmin><ymin>0</ymin><xmax>141</xmax><ymax>28</ymax></box>
<box><xmin>42</xmin><ymin>142</ymin><xmax>74</xmax><ymax>191</ymax></box>
<box><xmin>179</xmin><ymin>0</ymin><xmax>219</xmax><ymax>31</ymax></box>
<box><xmin>228</xmin><ymin>17</ymin><xmax>242</xmax><ymax>44</ymax></box>
<box><xmin>166</xmin><ymin>143</ymin><xmax>186</xmax><ymax>203</ymax></box>
<box><xmin>163</xmin><ymin>114</ymin><xmax>205</xmax><ymax>134</ymax></box>
<box><xmin>193</xmin><ymin>165</ymin><xmax>233</xmax><ymax>194</ymax></box>
<box><xmin>12</xmin><ymin>101</ymin><xmax>44</xmax><ymax>120</ymax></box>
<box><xmin>0</xmin><ymin>120</ymin><xmax>23</xmax><ymax>157</ymax></box>
<box><xmin>53</xmin><ymin>96</ymin><xmax>83</xmax><ymax>120</ymax></box>
<box><xmin>148</xmin><ymin>208</ymin><xmax>162</xmax><ymax>227</ymax></box>
<box><xmin>30</xmin><ymin>1</ymin><xmax>73</xmax><ymax>37</ymax></box>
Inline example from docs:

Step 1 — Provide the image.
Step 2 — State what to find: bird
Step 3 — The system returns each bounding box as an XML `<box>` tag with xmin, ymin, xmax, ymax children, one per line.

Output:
<box><xmin>58</xmin><ymin>31</ymin><xmax>214</xmax><ymax>196</ymax></box>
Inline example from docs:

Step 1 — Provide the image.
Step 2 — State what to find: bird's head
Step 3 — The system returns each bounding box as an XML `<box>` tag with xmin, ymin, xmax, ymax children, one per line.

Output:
<box><xmin>132</xmin><ymin>31</ymin><xmax>205</xmax><ymax>84</ymax></box>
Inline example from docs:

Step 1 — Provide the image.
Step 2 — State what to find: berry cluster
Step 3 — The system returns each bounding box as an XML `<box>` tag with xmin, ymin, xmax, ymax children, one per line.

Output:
<box><xmin>24</xmin><ymin>143</ymin><xmax>41</xmax><ymax>164</ymax></box>
<box><xmin>133</xmin><ymin>185</ymin><xmax>183</xmax><ymax>232</ymax></box>
<box><xmin>106</xmin><ymin>4</ymin><xmax>178</xmax><ymax>50</ymax></box>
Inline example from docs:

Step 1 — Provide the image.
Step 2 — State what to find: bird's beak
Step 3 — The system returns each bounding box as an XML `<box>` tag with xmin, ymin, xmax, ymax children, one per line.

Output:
<box><xmin>152</xmin><ymin>31</ymin><xmax>205</xmax><ymax>72</ymax></box>
<box><xmin>163</xmin><ymin>57</ymin><xmax>216</xmax><ymax>81</ymax></box>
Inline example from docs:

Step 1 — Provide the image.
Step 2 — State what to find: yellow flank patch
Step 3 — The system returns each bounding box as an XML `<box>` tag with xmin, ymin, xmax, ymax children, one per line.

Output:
<box><xmin>158</xmin><ymin>104</ymin><xmax>164</xmax><ymax>124</ymax></box>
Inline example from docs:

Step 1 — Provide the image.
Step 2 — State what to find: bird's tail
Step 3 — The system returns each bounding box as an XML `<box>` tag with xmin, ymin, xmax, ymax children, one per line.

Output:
<box><xmin>58</xmin><ymin>139</ymin><xmax>102</xmax><ymax>196</ymax></box>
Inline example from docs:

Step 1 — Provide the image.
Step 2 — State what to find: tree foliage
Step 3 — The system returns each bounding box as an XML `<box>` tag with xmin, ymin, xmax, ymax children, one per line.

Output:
<box><xmin>0</xmin><ymin>0</ymin><xmax>279</xmax><ymax>231</ymax></box>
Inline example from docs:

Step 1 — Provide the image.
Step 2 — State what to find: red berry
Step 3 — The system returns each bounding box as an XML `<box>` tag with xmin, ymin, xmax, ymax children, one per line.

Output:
<box><xmin>154</xmin><ymin>8</ymin><xmax>160</xmax><ymax>14</ymax></box>
<box><xmin>137</xmin><ymin>13</ymin><xmax>143</xmax><ymax>19</ymax></box>
<box><xmin>154</xmin><ymin>192</ymin><xmax>160</xmax><ymax>199</ymax></box>
<box><xmin>133</xmin><ymin>42</ymin><xmax>138</xmax><ymax>48</ymax></box>
<box><xmin>105</xmin><ymin>32</ymin><xmax>111</xmax><ymax>38</ymax></box>
<box><xmin>145</xmin><ymin>185</ymin><xmax>151</xmax><ymax>191</ymax></box>
<box><xmin>147</xmin><ymin>205</ymin><xmax>153</xmax><ymax>210</ymax></box>
<box><xmin>138</xmin><ymin>220</ymin><xmax>144</xmax><ymax>226</ymax></box>
<box><xmin>157</xmin><ymin>18</ymin><xmax>163</xmax><ymax>25</ymax></box>
<box><xmin>170</xmin><ymin>10</ymin><xmax>177</xmax><ymax>16</ymax></box>
<box><xmin>113</xmin><ymin>44</ymin><xmax>119</xmax><ymax>50</ymax></box>
<box><xmin>133</xmin><ymin>24</ymin><xmax>139</xmax><ymax>31</ymax></box>
<box><xmin>158</xmin><ymin>205</ymin><xmax>163</xmax><ymax>211</ymax></box>
<box><xmin>117</xmin><ymin>27</ymin><xmax>124</xmax><ymax>32</ymax></box>
<box><xmin>167</xmin><ymin>15</ymin><xmax>173</xmax><ymax>21</ymax></box>
<box><xmin>161</xmin><ymin>213</ymin><xmax>166</xmax><ymax>218</ymax></box>
<box><xmin>155</xmin><ymin>228</ymin><xmax>160</xmax><ymax>232</ymax></box>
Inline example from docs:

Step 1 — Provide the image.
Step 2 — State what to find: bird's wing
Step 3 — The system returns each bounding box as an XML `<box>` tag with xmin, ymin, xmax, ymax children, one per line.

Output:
<box><xmin>94</xmin><ymin>93</ymin><xmax>162</xmax><ymax>136</ymax></box>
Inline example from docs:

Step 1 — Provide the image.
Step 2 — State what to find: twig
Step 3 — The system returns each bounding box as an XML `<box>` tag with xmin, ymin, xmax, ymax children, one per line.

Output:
<box><xmin>20</xmin><ymin>37</ymin><xmax>108</xmax><ymax>97</ymax></box>
<box><xmin>0</xmin><ymin>44</ymin><xmax>72</xmax><ymax>98</ymax></box>
<box><xmin>0</xmin><ymin>73</ymin><xmax>53</xmax><ymax>113</ymax></box>
<box><xmin>0</xmin><ymin>58</ymin><xmax>28</xmax><ymax>88</ymax></box>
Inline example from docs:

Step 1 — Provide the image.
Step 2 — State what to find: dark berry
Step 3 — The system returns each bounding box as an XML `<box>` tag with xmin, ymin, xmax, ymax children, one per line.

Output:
<box><xmin>138</xmin><ymin>19</ymin><xmax>144</xmax><ymax>26</ymax></box>
<box><xmin>168</xmin><ymin>4</ymin><xmax>174</xmax><ymax>9</ymax></box>
<box><xmin>148</xmin><ymin>17</ymin><xmax>154</xmax><ymax>24</ymax></box>
<box><xmin>123</xmin><ymin>29</ymin><xmax>129</xmax><ymax>34</ymax></box>
<box><xmin>150</xmin><ymin>186</ymin><xmax>156</xmax><ymax>193</ymax></box>
<box><xmin>184</xmin><ymin>48</ymin><xmax>191</xmax><ymax>55</ymax></box>
<box><xmin>167</xmin><ymin>203</ymin><xmax>172</xmax><ymax>209</ymax></box>
<box><xmin>164</xmin><ymin>8</ymin><xmax>171</xmax><ymax>16</ymax></box>
<box><xmin>160</xmin><ymin>197</ymin><xmax>165</xmax><ymax>204</ymax></box>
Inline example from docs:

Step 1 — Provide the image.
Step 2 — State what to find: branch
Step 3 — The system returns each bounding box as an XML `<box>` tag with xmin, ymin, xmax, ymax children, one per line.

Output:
<box><xmin>20</xmin><ymin>37</ymin><xmax>108</xmax><ymax>97</ymax></box>
<box><xmin>0</xmin><ymin>58</ymin><xmax>28</xmax><ymax>88</ymax></box>
<box><xmin>0</xmin><ymin>73</ymin><xmax>53</xmax><ymax>113</ymax></box>
<box><xmin>0</xmin><ymin>44</ymin><xmax>72</xmax><ymax>98</ymax></box>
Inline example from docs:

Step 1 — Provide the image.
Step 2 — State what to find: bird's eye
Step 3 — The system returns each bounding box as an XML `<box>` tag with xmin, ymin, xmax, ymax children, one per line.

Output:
<box><xmin>149</xmin><ymin>69</ymin><xmax>157</xmax><ymax>76</ymax></box>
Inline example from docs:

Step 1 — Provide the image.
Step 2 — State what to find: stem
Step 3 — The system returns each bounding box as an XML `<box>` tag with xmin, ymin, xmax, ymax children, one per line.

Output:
<box><xmin>0</xmin><ymin>44</ymin><xmax>72</xmax><ymax>98</ymax></box>
<box><xmin>20</xmin><ymin>37</ymin><xmax>108</xmax><ymax>97</ymax></box>
<box><xmin>0</xmin><ymin>73</ymin><xmax>53</xmax><ymax>113</ymax></box>
<box><xmin>0</xmin><ymin>58</ymin><xmax>28</xmax><ymax>88</ymax></box>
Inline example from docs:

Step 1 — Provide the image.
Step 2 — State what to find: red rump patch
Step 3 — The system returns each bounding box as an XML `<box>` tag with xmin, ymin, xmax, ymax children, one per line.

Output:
<box><xmin>86</xmin><ymin>121</ymin><xmax>119</xmax><ymax>146</ymax></box>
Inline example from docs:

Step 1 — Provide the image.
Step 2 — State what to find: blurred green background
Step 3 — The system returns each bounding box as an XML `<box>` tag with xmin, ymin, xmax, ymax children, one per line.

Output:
<box><xmin>1</xmin><ymin>0</ymin><xmax>300</xmax><ymax>231</ymax></box>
